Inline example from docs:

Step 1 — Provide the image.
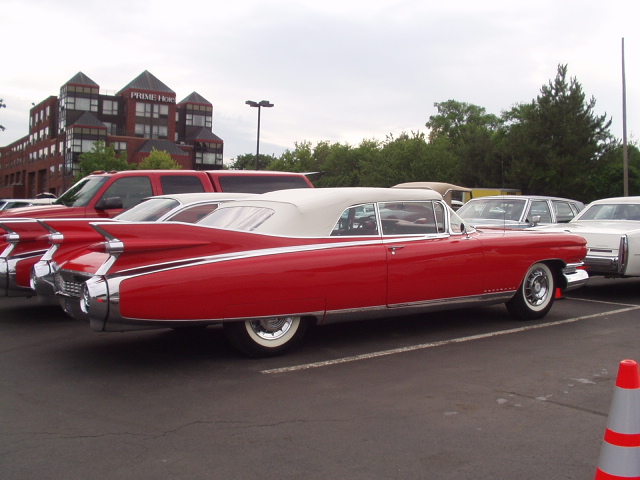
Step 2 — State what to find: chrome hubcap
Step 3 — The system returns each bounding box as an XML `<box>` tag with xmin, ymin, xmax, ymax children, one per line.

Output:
<box><xmin>249</xmin><ymin>317</ymin><xmax>295</xmax><ymax>341</ymax></box>
<box><xmin>524</xmin><ymin>269</ymin><xmax>549</xmax><ymax>306</ymax></box>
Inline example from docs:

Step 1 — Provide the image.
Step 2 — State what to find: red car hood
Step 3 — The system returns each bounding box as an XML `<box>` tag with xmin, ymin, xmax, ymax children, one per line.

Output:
<box><xmin>0</xmin><ymin>204</ymin><xmax>84</xmax><ymax>219</ymax></box>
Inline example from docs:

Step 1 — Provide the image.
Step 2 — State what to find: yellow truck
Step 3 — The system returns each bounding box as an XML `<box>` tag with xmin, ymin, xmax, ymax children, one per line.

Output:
<box><xmin>462</xmin><ymin>188</ymin><xmax>521</xmax><ymax>202</ymax></box>
<box><xmin>393</xmin><ymin>182</ymin><xmax>521</xmax><ymax>210</ymax></box>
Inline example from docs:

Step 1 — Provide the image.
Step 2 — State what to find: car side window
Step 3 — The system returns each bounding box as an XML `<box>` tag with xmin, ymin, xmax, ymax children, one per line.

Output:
<box><xmin>331</xmin><ymin>204</ymin><xmax>378</xmax><ymax>236</ymax></box>
<box><xmin>166</xmin><ymin>203</ymin><xmax>221</xmax><ymax>223</ymax></box>
<box><xmin>100</xmin><ymin>176</ymin><xmax>153</xmax><ymax>209</ymax></box>
<box><xmin>529</xmin><ymin>200</ymin><xmax>552</xmax><ymax>223</ymax></box>
<box><xmin>553</xmin><ymin>201</ymin><xmax>576</xmax><ymax>223</ymax></box>
<box><xmin>379</xmin><ymin>201</ymin><xmax>439</xmax><ymax>235</ymax></box>
<box><xmin>160</xmin><ymin>175</ymin><xmax>206</xmax><ymax>194</ymax></box>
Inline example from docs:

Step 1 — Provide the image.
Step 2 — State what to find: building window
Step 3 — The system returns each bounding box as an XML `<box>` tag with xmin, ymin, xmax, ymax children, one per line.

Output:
<box><xmin>136</xmin><ymin>102</ymin><xmax>153</xmax><ymax>118</ymax></box>
<box><xmin>103</xmin><ymin>122</ymin><xmax>118</xmax><ymax>135</ymax></box>
<box><xmin>111</xmin><ymin>141</ymin><xmax>127</xmax><ymax>152</ymax></box>
<box><xmin>195</xmin><ymin>143</ymin><xmax>223</xmax><ymax>166</ymax></box>
<box><xmin>151</xmin><ymin>125</ymin><xmax>168</xmax><ymax>139</ymax></box>
<box><xmin>186</xmin><ymin>113</ymin><xmax>211</xmax><ymax>127</ymax></box>
<box><xmin>103</xmin><ymin>100</ymin><xmax>118</xmax><ymax>115</ymax></box>
<box><xmin>135</xmin><ymin>123</ymin><xmax>151</xmax><ymax>136</ymax></box>
<box><xmin>66</xmin><ymin>96</ymin><xmax>98</xmax><ymax>112</ymax></box>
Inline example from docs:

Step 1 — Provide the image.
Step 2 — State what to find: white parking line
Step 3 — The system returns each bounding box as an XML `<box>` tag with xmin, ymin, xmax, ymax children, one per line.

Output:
<box><xmin>261</xmin><ymin>302</ymin><xmax>640</xmax><ymax>375</ymax></box>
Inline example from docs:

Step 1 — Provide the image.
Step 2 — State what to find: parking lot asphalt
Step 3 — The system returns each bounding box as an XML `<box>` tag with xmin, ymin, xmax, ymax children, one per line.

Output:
<box><xmin>1</xmin><ymin>276</ymin><xmax>639</xmax><ymax>479</ymax></box>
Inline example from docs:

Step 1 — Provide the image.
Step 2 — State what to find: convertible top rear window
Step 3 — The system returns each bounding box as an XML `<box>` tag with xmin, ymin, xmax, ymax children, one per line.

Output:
<box><xmin>116</xmin><ymin>198</ymin><xmax>180</xmax><ymax>222</ymax></box>
<box><xmin>199</xmin><ymin>206</ymin><xmax>275</xmax><ymax>231</ymax></box>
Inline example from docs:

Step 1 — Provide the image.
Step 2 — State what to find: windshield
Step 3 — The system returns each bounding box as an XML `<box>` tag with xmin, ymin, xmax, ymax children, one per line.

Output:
<box><xmin>577</xmin><ymin>203</ymin><xmax>640</xmax><ymax>221</ymax></box>
<box><xmin>115</xmin><ymin>198</ymin><xmax>181</xmax><ymax>222</ymax></box>
<box><xmin>457</xmin><ymin>199</ymin><xmax>527</xmax><ymax>222</ymax></box>
<box><xmin>197</xmin><ymin>206</ymin><xmax>274</xmax><ymax>231</ymax></box>
<box><xmin>55</xmin><ymin>176</ymin><xmax>110</xmax><ymax>207</ymax></box>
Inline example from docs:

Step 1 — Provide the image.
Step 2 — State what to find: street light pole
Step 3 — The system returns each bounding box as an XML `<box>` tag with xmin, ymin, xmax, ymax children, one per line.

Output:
<box><xmin>245</xmin><ymin>100</ymin><xmax>274</xmax><ymax>170</ymax></box>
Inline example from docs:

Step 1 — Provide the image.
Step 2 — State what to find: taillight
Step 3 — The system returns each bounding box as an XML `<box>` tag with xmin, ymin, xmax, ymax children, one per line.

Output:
<box><xmin>47</xmin><ymin>233</ymin><xmax>65</xmax><ymax>245</ymax></box>
<box><xmin>88</xmin><ymin>240</ymin><xmax>124</xmax><ymax>254</ymax></box>
<box><xmin>618</xmin><ymin>235</ymin><xmax>629</xmax><ymax>275</ymax></box>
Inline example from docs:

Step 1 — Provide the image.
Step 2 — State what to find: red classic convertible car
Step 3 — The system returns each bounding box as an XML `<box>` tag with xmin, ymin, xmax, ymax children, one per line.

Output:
<box><xmin>0</xmin><ymin>192</ymin><xmax>252</xmax><ymax>299</ymax></box>
<box><xmin>55</xmin><ymin>188</ymin><xmax>589</xmax><ymax>357</ymax></box>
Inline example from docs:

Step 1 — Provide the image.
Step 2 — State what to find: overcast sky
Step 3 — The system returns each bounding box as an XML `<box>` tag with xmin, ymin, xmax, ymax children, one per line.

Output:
<box><xmin>2</xmin><ymin>0</ymin><xmax>639</xmax><ymax>165</ymax></box>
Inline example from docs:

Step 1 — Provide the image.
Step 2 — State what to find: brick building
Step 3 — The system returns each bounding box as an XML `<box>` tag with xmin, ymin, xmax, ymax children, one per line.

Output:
<box><xmin>0</xmin><ymin>71</ymin><xmax>224</xmax><ymax>198</ymax></box>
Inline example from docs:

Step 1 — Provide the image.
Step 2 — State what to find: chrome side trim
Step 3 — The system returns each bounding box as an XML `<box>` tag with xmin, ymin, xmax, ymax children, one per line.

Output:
<box><xmin>324</xmin><ymin>292</ymin><xmax>515</xmax><ymax>324</ymax></box>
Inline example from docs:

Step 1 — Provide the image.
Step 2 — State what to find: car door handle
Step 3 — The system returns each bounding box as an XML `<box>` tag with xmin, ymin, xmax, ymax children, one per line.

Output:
<box><xmin>388</xmin><ymin>245</ymin><xmax>406</xmax><ymax>255</ymax></box>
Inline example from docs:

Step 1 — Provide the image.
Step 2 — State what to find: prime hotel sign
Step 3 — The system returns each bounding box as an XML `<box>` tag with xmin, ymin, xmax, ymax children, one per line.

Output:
<box><xmin>130</xmin><ymin>92</ymin><xmax>176</xmax><ymax>103</ymax></box>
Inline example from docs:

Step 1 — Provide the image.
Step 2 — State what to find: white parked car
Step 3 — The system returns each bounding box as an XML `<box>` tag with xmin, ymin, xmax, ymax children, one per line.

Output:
<box><xmin>533</xmin><ymin>196</ymin><xmax>640</xmax><ymax>278</ymax></box>
<box><xmin>456</xmin><ymin>195</ymin><xmax>584</xmax><ymax>229</ymax></box>
<box><xmin>0</xmin><ymin>198</ymin><xmax>55</xmax><ymax>211</ymax></box>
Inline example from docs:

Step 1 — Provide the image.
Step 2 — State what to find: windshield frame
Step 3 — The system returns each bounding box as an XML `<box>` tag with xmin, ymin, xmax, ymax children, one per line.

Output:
<box><xmin>54</xmin><ymin>176</ymin><xmax>110</xmax><ymax>208</ymax></box>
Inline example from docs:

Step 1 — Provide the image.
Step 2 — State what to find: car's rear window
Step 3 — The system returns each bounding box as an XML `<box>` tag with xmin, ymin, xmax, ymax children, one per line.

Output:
<box><xmin>116</xmin><ymin>198</ymin><xmax>180</xmax><ymax>221</ymax></box>
<box><xmin>198</xmin><ymin>206</ymin><xmax>274</xmax><ymax>231</ymax></box>
<box><xmin>579</xmin><ymin>204</ymin><xmax>640</xmax><ymax>221</ymax></box>
<box><xmin>166</xmin><ymin>203</ymin><xmax>221</xmax><ymax>223</ymax></box>
<box><xmin>218</xmin><ymin>175</ymin><xmax>310</xmax><ymax>193</ymax></box>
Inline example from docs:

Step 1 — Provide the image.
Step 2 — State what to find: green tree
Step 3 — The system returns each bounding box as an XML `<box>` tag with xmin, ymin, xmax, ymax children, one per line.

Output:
<box><xmin>426</xmin><ymin>100</ymin><xmax>501</xmax><ymax>144</ymax></box>
<box><xmin>77</xmin><ymin>141</ymin><xmax>132</xmax><ymax>180</ymax></box>
<box><xmin>313</xmin><ymin>142</ymin><xmax>362</xmax><ymax>187</ymax></box>
<box><xmin>269</xmin><ymin>141</ymin><xmax>314</xmax><ymax>172</ymax></box>
<box><xmin>426</xmin><ymin>100</ymin><xmax>503</xmax><ymax>187</ymax></box>
<box><xmin>229</xmin><ymin>153</ymin><xmax>274</xmax><ymax>170</ymax></box>
<box><xmin>586</xmin><ymin>142</ymin><xmax>640</xmax><ymax>199</ymax></box>
<box><xmin>502</xmin><ymin>64</ymin><xmax>613</xmax><ymax>200</ymax></box>
<box><xmin>138</xmin><ymin>148</ymin><xmax>183</xmax><ymax>170</ymax></box>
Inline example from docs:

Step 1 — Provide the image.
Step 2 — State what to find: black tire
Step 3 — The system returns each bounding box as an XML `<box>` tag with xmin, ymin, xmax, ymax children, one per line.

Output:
<box><xmin>506</xmin><ymin>262</ymin><xmax>555</xmax><ymax>320</ymax></box>
<box><xmin>224</xmin><ymin>316</ymin><xmax>308</xmax><ymax>357</ymax></box>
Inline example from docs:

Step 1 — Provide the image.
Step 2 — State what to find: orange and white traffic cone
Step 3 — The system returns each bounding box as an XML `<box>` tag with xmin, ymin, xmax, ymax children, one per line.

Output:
<box><xmin>594</xmin><ymin>359</ymin><xmax>640</xmax><ymax>479</ymax></box>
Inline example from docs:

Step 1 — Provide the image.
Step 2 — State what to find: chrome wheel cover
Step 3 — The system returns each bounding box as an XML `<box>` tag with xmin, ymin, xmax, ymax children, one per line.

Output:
<box><xmin>248</xmin><ymin>316</ymin><xmax>296</xmax><ymax>342</ymax></box>
<box><xmin>524</xmin><ymin>267</ymin><xmax>550</xmax><ymax>307</ymax></box>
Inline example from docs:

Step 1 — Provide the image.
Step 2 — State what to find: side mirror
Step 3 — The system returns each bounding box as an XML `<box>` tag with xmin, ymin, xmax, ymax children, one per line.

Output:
<box><xmin>95</xmin><ymin>197</ymin><xmax>123</xmax><ymax>210</ymax></box>
<box><xmin>530</xmin><ymin>215</ymin><xmax>541</xmax><ymax>226</ymax></box>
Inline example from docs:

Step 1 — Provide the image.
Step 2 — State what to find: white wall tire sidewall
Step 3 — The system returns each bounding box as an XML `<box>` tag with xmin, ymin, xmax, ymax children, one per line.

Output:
<box><xmin>243</xmin><ymin>317</ymin><xmax>301</xmax><ymax>349</ymax></box>
<box><xmin>523</xmin><ymin>263</ymin><xmax>553</xmax><ymax>313</ymax></box>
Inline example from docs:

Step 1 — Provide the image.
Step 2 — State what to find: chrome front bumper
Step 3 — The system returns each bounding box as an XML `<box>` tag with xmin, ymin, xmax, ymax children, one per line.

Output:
<box><xmin>562</xmin><ymin>263</ymin><xmax>589</xmax><ymax>291</ymax></box>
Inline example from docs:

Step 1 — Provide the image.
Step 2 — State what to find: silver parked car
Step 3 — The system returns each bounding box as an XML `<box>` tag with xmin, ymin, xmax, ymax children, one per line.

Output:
<box><xmin>456</xmin><ymin>195</ymin><xmax>584</xmax><ymax>229</ymax></box>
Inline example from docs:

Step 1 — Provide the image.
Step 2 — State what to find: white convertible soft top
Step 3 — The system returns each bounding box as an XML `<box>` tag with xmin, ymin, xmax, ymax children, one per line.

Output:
<box><xmin>206</xmin><ymin>187</ymin><xmax>444</xmax><ymax>237</ymax></box>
